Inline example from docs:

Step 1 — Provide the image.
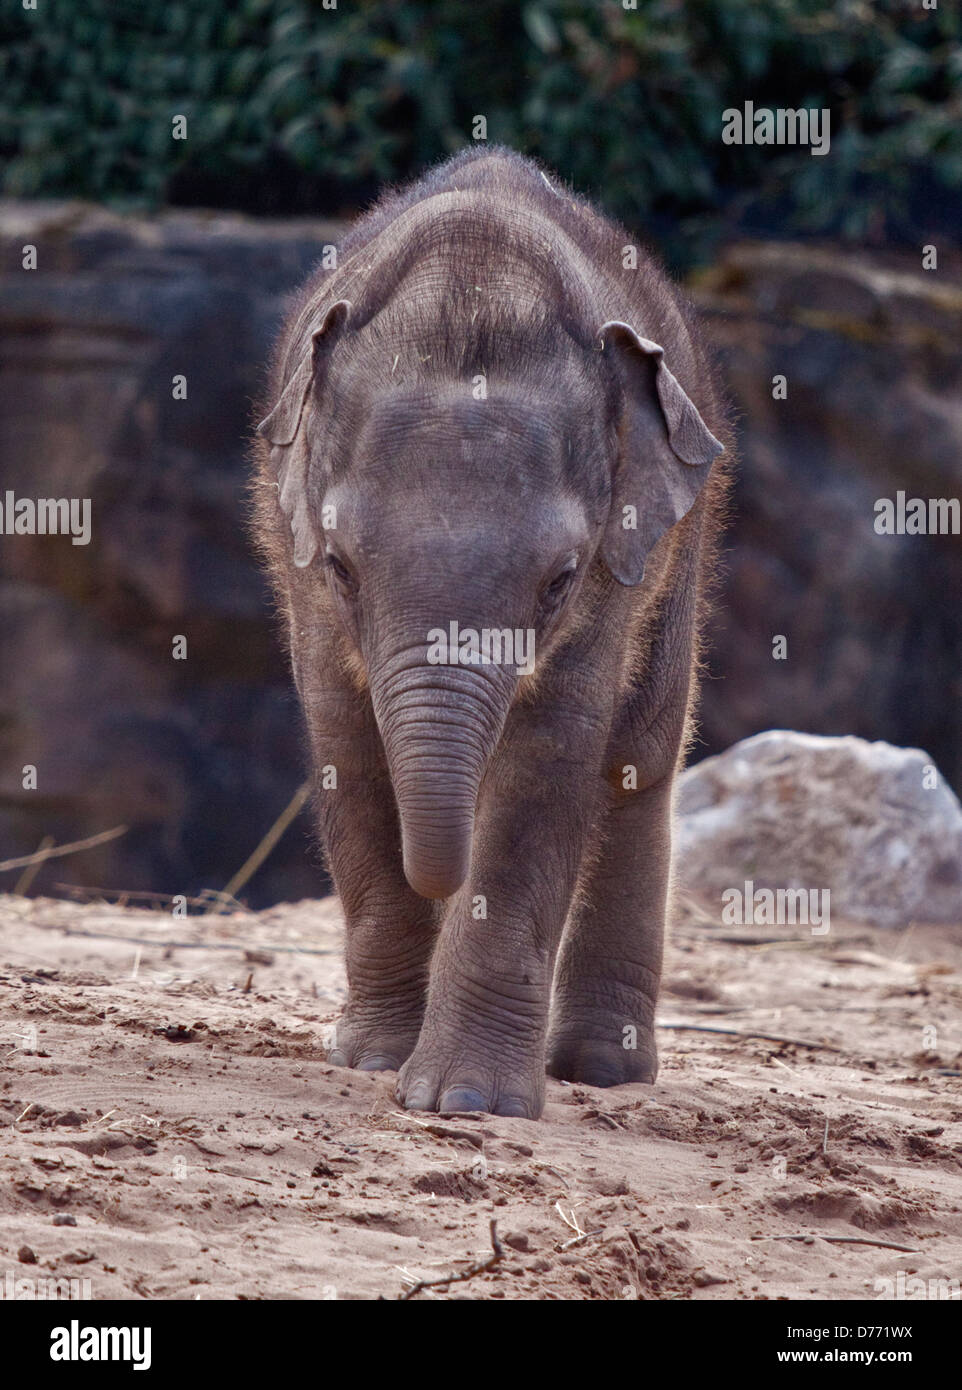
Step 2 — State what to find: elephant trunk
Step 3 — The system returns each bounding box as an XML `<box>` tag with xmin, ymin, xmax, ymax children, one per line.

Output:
<box><xmin>372</xmin><ymin>657</ymin><xmax>514</xmax><ymax>900</ymax></box>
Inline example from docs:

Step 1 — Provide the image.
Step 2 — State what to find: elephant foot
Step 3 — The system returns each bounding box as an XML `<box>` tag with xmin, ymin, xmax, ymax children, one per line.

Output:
<box><xmin>396</xmin><ymin>1029</ymin><xmax>546</xmax><ymax>1118</ymax></box>
<box><xmin>546</xmin><ymin>1023</ymin><xmax>658</xmax><ymax>1088</ymax></box>
<box><xmin>327</xmin><ymin>1006</ymin><xmax>425</xmax><ymax>1074</ymax></box>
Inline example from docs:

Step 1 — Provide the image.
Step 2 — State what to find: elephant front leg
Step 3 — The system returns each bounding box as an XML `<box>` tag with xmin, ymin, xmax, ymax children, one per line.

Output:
<box><xmin>546</xmin><ymin>775</ymin><xmax>673</xmax><ymax>1087</ymax></box>
<box><xmin>309</xmin><ymin>696</ymin><xmax>441</xmax><ymax>1074</ymax></box>
<box><xmin>395</xmin><ymin>718</ymin><xmax>605</xmax><ymax>1118</ymax></box>
<box><xmin>548</xmin><ymin>546</ymin><xmax>698</xmax><ymax>1088</ymax></box>
<box><xmin>395</xmin><ymin>895</ymin><xmax>555</xmax><ymax>1116</ymax></box>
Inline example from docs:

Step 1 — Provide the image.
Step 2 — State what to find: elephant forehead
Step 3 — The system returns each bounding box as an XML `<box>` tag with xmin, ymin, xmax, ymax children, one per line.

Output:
<box><xmin>354</xmin><ymin>386</ymin><xmax>569</xmax><ymax>474</ymax></box>
<box><xmin>325</xmin><ymin>460</ymin><xmax>589</xmax><ymax>563</ymax></box>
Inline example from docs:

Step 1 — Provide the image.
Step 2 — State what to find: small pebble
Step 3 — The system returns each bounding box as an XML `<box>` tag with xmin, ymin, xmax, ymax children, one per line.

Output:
<box><xmin>503</xmin><ymin>1231</ymin><xmax>529</xmax><ymax>1252</ymax></box>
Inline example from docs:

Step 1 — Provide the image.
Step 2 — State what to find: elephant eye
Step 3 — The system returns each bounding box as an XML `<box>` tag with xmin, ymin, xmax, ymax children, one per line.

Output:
<box><xmin>325</xmin><ymin>550</ymin><xmax>355</xmax><ymax>588</ymax></box>
<box><xmin>542</xmin><ymin>556</ymin><xmax>578</xmax><ymax>604</ymax></box>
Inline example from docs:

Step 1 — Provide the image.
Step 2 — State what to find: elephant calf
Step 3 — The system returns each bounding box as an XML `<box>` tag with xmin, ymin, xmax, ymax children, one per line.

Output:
<box><xmin>253</xmin><ymin>147</ymin><xmax>729</xmax><ymax>1118</ymax></box>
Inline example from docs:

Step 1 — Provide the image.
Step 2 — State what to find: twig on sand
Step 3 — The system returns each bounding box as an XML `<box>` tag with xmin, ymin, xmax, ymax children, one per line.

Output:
<box><xmin>658</xmin><ymin>1022</ymin><xmax>842</xmax><ymax>1053</ymax></box>
<box><xmin>751</xmin><ymin>1234</ymin><xmax>920</xmax><ymax>1253</ymax></box>
<box><xmin>19</xmin><ymin>922</ymin><xmax>335</xmax><ymax>956</ymax></box>
<box><xmin>540</xmin><ymin>1165</ymin><xmax>570</xmax><ymax>1188</ymax></box>
<box><xmin>590</xmin><ymin>1110</ymin><xmax>624</xmax><ymax>1130</ymax></box>
<box><xmin>399</xmin><ymin>1220</ymin><xmax>503</xmax><ymax>1300</ymax></box>
<box><xmin>703</xmin><ymin>934</ymin><xmax>815</xmax><ymax>947</ymax></box>
<box><xmin>0</xmin><ymin>825</ymin><xmax>127</xmax><ymax>873</ymax></box>
<box><xmin>54</xmin><ymin>885</ymin><xmax>248</xmax><ymax>911</ymax></box>
<box><xmin>553</xmin><ymin>1200</ymin><xmax>602</xmax><ymax>1250</ymax></box>
<box><xmin>554</xmin><ymin>1201</ymin><xmax>585</xmax><ymax>1237</ymax></box>
<box><xmin>559</xmin><ymin>1228</ymin><xmax>604</xmax><ymax>1251</ymax></box>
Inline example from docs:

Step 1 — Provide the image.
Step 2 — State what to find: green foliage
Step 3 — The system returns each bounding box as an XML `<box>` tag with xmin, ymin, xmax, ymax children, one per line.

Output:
<box><xmin>1</xmin><ymin>0</ymin><xmax>958</xmax><ymax>260</ymax></box>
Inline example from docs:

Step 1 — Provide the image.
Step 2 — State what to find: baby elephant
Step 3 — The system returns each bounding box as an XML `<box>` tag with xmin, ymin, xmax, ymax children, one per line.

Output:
<box><xmin>253</xmin><ymin>147</ymin><xmax>729</xmax><ymax>1118</ymax></box>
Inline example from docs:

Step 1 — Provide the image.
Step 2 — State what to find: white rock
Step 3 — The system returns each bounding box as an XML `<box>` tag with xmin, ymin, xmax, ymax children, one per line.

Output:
<box><xmin>675</xmin><ymin>731</ymin><xmax>962</xmax><ymax>929</ymax></box>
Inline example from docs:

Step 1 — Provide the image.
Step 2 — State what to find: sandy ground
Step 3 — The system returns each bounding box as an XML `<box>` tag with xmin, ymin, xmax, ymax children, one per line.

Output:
<box><xmin>1</xmin><ymin>890</ymin><xmax>960</xmax><ymax>1301</ymax></box>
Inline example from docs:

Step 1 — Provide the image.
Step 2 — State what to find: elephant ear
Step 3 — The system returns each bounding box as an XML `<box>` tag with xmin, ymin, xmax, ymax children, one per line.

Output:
<box><xmin>256</xmin><ymin>299</ymin><xmax>351</xmax><ymax>568</ymax></box>
<box><xmin>599</xmin><ymin>319</ymin><xmax>724</xmax><ymax>586</ymax></box>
